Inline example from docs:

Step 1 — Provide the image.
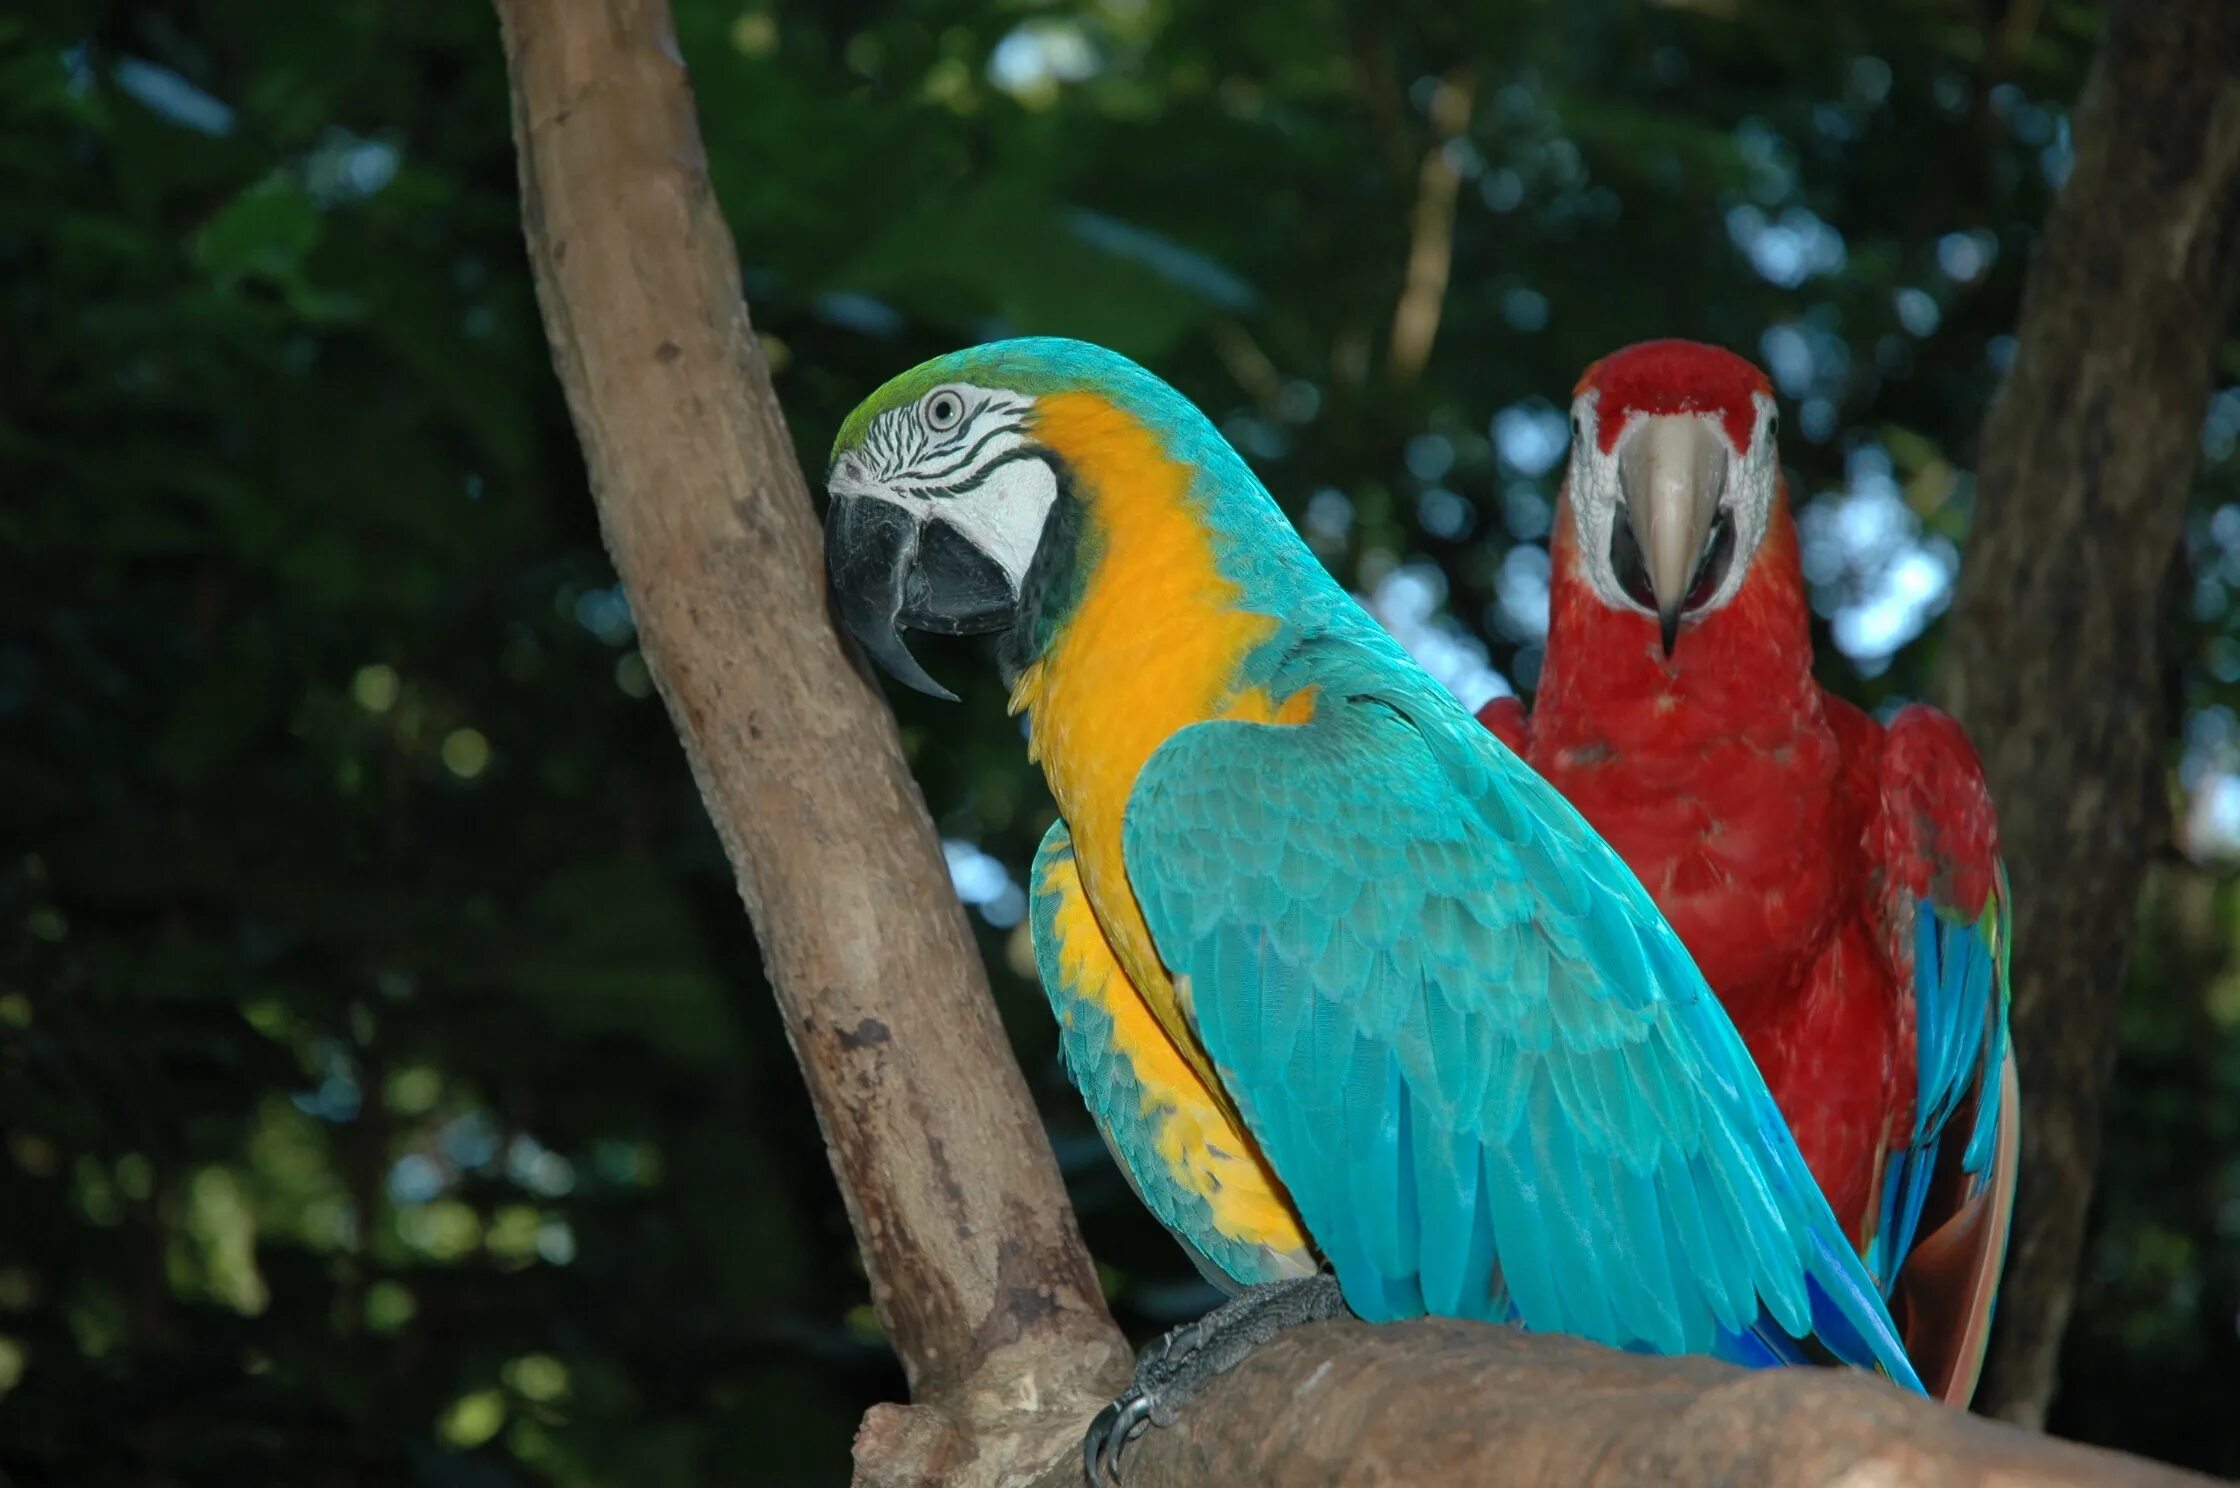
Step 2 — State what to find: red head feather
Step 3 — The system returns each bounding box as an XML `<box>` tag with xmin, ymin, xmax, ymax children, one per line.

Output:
<box><xmin>1542</xmin><ymin>337</ymin><xmax>1807</xmax><ymax>716</ymax></box>
<box><xmin>1575</xmin><ymin>339</ymin><xmax>1773</xmax><ymax>455</ymax></box>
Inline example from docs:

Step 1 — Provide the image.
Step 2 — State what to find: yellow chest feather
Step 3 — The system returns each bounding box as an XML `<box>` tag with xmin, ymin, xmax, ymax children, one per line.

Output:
<box><xmin>1007</xmin><ymin>392</ymin><xmax>1308</xmax><ymax>1063</ymax></box>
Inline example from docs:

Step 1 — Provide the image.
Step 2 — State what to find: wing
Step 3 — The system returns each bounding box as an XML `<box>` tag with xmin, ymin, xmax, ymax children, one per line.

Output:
<box><xmin>1029</xmin><ymin>819</ymin><xmax>1319</xmax><ymax>1294</ymax></box>
<box><xmin>1124</xmin><ymin>649</ymin><xmax>1922</xmax><ymax>1391</ymax></box>
<box><xmin>1869</xmin><ymin>705</ymin><xmax>2019</xmax><ymax>1404</ymax></box>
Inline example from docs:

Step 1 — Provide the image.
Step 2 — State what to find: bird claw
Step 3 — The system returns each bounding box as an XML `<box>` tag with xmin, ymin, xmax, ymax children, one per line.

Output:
<box><xmin>1083</xmin><ymin>1388</ymin><xmax>1153</xmax><ymax>1488</ymax></box>
<box><xmin>1078</xmin><ymin>1273</ymin><xmax>1346</xmax><ymax>1485</ymax></box>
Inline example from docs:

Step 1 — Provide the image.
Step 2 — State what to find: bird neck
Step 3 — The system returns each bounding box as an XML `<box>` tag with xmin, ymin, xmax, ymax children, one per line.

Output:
<box><xmin>1534</xmin><ymin>491</ymin><xmax>1819</xmax><ymax>744</ymax></box>
<box><xmin>1005</xmin><ymin>390</ymin><xmax>1311</xmax><ymax>1077</ymax></box>
<box><xmin>1008</xmin><ymin>391</ymin><xmax>1300</xmax><ymax>862</ymax></box>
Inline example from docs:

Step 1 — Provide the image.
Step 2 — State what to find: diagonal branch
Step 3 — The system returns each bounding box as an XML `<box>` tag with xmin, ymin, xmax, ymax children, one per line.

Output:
<box><xmin>489</xmin><ymin>3</ymin><xmax>1126</xmax><ymax>1483</ymax></box>
<box><xmin>1386</xmin><ymin>72</ymin><xmax>1476</xmax><ymax>382</ymax></box>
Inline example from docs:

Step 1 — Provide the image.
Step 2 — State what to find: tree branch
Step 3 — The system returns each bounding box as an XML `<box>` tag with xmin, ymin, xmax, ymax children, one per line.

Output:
<box><xmin>489</xmin><ymin>4</ymin><xmax>1127</xmax><ymax>1483</ymax></box>
<box><xmin>1385</xmin><ymin>73</ymin><xmax>1475</xmax><ymax>382</ymax></box>
<box><xmin>490</xmin><ymin>1</ymin><xmax>2224</xmax><ymax>1481</ymax></box>
<box><xmin>1938</xmin><ymin>0</ymin><xmax>2240</xmax><ymax>1426</ymax></box>
<box><xmin>1120</xmin><ymin>1319</ymin><xmax>2212</xmax><ymax>1487</ymax></box>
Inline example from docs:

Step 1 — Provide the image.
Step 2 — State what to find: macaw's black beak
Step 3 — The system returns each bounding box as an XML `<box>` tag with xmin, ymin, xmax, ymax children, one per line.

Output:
<box><xmin>825</xmin><ymin>494</ymin><xmax>1018</xmax><ymax>702</ymax></box>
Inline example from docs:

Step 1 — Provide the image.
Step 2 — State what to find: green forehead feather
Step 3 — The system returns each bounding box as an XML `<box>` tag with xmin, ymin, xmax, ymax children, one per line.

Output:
<box><xmin>826</xmin><ymin>337</ymin><xmax>1170</xmax><ymax>466</ymax></box>
<box><xmin>830</xmin><ymin>359</ymin><xmax>967</xmax><ymax>462</ymax></box>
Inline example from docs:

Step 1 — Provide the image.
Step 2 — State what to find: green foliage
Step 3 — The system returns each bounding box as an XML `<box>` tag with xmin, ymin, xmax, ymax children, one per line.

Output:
<box><xmin>2</xmin><ymin>0</ymin><xmax>2236</xmax><ymax>1482</ymax></box>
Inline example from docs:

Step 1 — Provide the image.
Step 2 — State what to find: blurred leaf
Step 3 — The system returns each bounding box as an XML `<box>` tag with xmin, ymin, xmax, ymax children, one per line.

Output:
<box><xmin>193</xmin><ymin>173</ymin><xmax>320</xmax><ymax>285</ymax></box>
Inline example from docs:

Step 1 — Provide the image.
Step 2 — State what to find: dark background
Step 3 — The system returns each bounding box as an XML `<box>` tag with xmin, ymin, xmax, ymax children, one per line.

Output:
<box><xmin>5</xmin><ymin>1</ymin><xmax>2239</xmax><ymax>1483</ymax></box>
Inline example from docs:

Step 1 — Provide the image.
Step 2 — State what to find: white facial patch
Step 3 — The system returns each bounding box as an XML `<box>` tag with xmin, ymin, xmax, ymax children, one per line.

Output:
<box><xmin>1564</xmin><ymin>388</ymin><xmax>1781</xmax><ymax>619</ymax></box>
<box><xmin>828</xmin><ymin>384</ymin><xmax>1058</xmax><ymax>586</ymax></box>
<box><xmin>905</xmin><ymin>456</ymin><xmax>1058</xmax><ymax>585</ymax></box>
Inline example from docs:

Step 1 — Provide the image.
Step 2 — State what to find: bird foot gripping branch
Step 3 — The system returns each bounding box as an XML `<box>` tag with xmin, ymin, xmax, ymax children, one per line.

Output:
<box><xmin>1085</xmin><ymin>1274</ymin><xmax>1349</xmax><ymax>1486</ymax></box>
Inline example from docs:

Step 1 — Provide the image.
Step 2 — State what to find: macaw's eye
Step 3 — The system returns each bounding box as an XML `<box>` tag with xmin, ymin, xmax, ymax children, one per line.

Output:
<box><xmin>923</xmin><ymin>390</ymin><xmax>966</xmax><ymax>432</ymax></box>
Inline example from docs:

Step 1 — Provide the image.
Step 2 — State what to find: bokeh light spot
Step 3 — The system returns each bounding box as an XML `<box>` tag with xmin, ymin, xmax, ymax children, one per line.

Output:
<box><xmin>353</xmin><ymin>664</ymin><xmax>400</xmax><ymax>713</ymax></box>
<box><xmin>442</xmin><ymin>729</ymin><xmax>491</xmax><ymax>779</ymax></box>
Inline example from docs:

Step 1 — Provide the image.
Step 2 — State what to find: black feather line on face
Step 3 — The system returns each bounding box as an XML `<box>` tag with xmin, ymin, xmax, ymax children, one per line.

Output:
<box><xmin>918</xmin><ymin>444</ymin><xmax>1046</xmax><ymax>500</ymax></box>
<box><xmin>999</xmin><ymin>451</ymin><xmax>1091</xmax><ymax>684</ymax></box>
<box><xmin>863</xmin><ymin>411</ymin><xmax>904</xmax><ymax>476</ymax></box>
<box><xmin>910</xmin><ymin>418</ymin><xmax>1020</xmax><ymax>487</ymax></box>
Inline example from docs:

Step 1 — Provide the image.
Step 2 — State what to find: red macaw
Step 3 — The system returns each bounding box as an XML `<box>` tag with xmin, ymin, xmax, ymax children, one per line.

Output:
<box><xmin>1478</xmin><ymin>339</ymin><xmax>2019</xmax><ymax>1404</ymax></box>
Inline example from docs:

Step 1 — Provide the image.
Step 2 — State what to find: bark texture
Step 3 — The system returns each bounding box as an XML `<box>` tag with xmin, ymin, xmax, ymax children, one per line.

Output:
<box><xmin>490</xmin><ymin>4</ymin><xmax>1128</xmax><ymax>1484</ymax></box>
<box><xmin>1938</xmin><ymin>0</ymin><xmax>2240</xmax><ymax>1427</ymax></box>
<box><xmin>491</xmin><ymin>0</ymin><xmax>2229</xmax><ymax>1482</ymax></box>
<box><xmin>1121</xmin><ymin>1319</ymin><xmax>2215</xmax><ymax>1488</ymax></box>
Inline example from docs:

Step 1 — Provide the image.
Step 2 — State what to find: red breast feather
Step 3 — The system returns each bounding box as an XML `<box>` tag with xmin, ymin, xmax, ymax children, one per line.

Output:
<box><xmin>1504</xmin><ymin>493</ymin><xmax>1913</xmax><ymax>1242</ymax></box>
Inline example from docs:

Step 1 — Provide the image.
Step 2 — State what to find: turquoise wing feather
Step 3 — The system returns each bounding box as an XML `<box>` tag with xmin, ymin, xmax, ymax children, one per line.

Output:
<box><xmin>1123</xmin><ymin>638</ymin><xmax>1923</xmax><ymax>1389</ymax></box>
<box><xmin>1871</xmin><ymin>865</ymin><xmax>2012</xmax><ymax>1294</ymax></box>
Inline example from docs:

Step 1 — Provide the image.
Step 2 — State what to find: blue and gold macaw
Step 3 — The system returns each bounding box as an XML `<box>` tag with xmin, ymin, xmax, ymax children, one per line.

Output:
<box><xmin>823</xmin><ymin>338</ymin><xmax>1924</xmax><ymax>1479</ymax></box>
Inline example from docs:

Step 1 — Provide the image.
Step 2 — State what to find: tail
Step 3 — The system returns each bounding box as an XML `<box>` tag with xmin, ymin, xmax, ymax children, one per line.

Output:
<box><xmin>1711</xmin><ymin>1275</ymin><xmax>1925</xmax><ymax>1394</ymax></box>
<box><xmin>1890</xmin><ymin>1051</ymin><xmax>2020</xmax><ymax>1403</ymax></box>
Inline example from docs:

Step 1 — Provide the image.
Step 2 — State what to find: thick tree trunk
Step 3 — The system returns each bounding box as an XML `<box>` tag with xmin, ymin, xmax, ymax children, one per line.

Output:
<box><xmin>1937</xmin><ymin>0</ymin><xmax>2240</xmax><ymax>1427</ymax></box>
<box><xmin>491</xmin><ymin>0</ymin><xmax>2228</xmax><ymax>1481</ymax></box>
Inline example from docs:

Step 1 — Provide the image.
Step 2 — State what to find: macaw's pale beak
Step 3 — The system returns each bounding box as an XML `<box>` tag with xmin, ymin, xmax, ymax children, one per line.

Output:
<box><xmin>825</xmin><ymin>493</ymin><xmax>1018</xmax><ymax>702</ymax></box>
<box><xmin>1614</xmin><ymin>414</ymin><xmax>1732</xmax><ymax>656</ymax></box>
